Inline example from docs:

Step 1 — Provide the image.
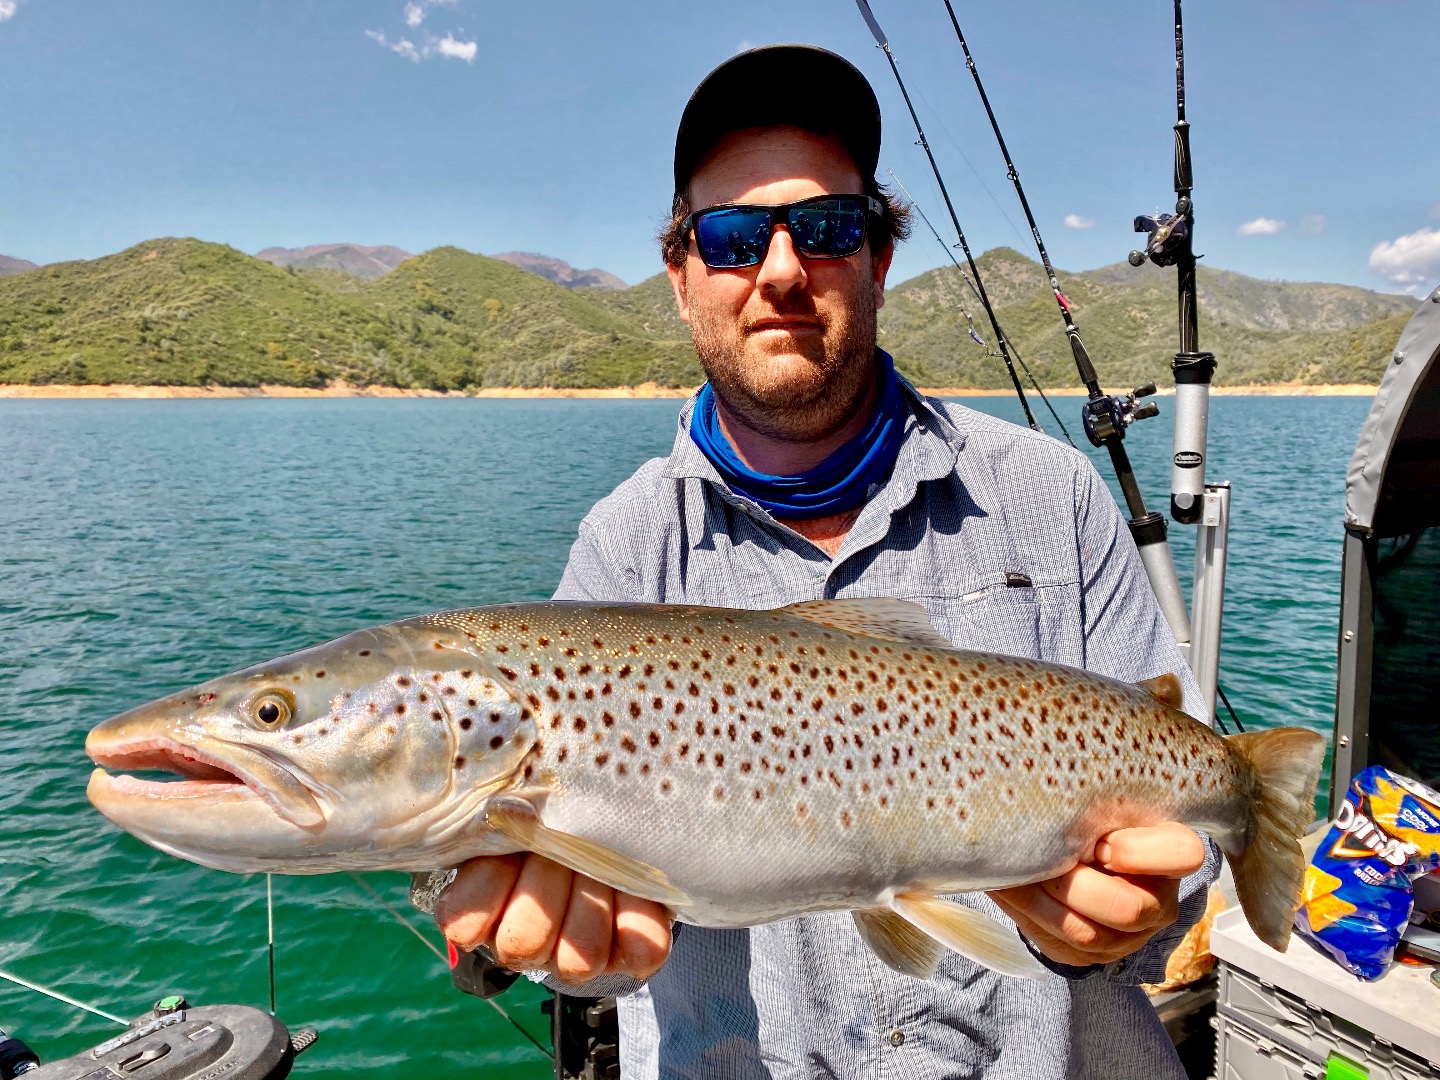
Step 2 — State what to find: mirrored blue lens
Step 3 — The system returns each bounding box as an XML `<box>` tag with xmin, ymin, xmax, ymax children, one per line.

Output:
<box><xmin>694</xmin><ymin>207</ymin><xmax>772</xmax><ymax>268</ymax></box>
<box><xmin>787</xmin><ymin>200</ymin><xmax>867</xmax><ymax>258</ymax></box>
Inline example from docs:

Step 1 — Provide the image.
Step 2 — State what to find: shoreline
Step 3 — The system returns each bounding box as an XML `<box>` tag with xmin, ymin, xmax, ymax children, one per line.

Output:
<box><xmin>0</xmin><ymin>381</ymin><xmax>1380</xmax><ymax>400</ymax></box>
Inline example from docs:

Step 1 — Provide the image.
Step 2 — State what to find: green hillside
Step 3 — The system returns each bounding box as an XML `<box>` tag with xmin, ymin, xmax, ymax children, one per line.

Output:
<box><xmin>0</xmin><ymin>238</ymin><xmax>1416</xmax><ymax>390</ymax></box>
<box><xmin>877</xmin><ymin>248</ymin><xmax>1416</xmax><ymax>390</ymax></box>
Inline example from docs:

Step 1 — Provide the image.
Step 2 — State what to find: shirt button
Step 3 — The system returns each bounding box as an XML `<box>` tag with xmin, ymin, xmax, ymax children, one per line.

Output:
<box><xmin>888</xmin><ymin>1029</ymin><xmax>905</xmax><ymax>1048</ymax></box>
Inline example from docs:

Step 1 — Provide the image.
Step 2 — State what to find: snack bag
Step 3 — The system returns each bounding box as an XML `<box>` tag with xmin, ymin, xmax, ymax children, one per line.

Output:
<box><xmin>1293</xmin><ymin>766</ymin><xmax>1440</xmax><ymax>980</ymax></box>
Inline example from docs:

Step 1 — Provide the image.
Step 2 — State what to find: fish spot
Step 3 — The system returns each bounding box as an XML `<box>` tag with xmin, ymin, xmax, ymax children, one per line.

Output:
<box><xmin>603</xmin><ymin>711</ymin><xmax>616</xmax><ymax>727</ymax></box>
<box><xmin>661</xmin><ymin>779</ymin><xmax>672</xmax><ymax>794</ymax></box>
<box><xmin>558</xmin><ymin>746</ymin><xmax>569</xmax><ymax>763</ymax></box>
<box><xmin>395</xmin><ymin>703</ymin><xmax>407</xmax><ymax>716</ymax></box>
<box><xmin>385</xmin><ymin>722</ymin><xmax>396</xmax><ymax>735</ymax></box>
<box><xmin>291</xmin><ymin>733</ymin><xmax>303</xmax><ymax>744</ymax></box>
<box><xmin>713</xmin><ymin>785</ymin><xmax>724</xmax><ymax>800</ymax></box>
<box><xmin>573</xmin><ymin>716</ymin><xmax>587</xmax><ymax>733</ymax></box>
<box><xmin>460</xmin><ymin>717</ymin><xmax>474</xmax><ymax>731</ymax></box>
<box><xmin>430</xmin><ymin>709</ymin><xmax>443</xmax><ymax>721</ymax></box>
<box><xmin>648</xmin><ymin>731</ymin><xmax>661</xmax><ymax>748</ymax></box>
<box><xmin>621</xmin><ymin>735</ymin><xmax>637</xmax><ymax>753</ymax></box>
<box><xmin>396</xmin><ymin>676</ymin><xmax>412</xmax><ymax>688</ymax></box>
<box><xmin>359</xmin><ymin>649</ymin><xmax>371</xmax><ymax>657</ymax></box>
<box><xmin>595</xmin><ymin>752</ymin><xmax>610</xmax><ymax>767</ymax></box>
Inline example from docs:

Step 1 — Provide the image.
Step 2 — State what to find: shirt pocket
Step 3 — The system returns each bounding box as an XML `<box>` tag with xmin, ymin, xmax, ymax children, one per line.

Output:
<box><xmin>923</xmin><ymin>582</ymin><xmax>1044</xmax><ymax>658</ymax></box>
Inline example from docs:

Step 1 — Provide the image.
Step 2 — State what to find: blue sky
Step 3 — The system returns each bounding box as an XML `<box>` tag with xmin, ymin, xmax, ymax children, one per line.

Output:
<box><xmin>2</xmin><ymin>0</ymin><xmax>1437</xmax><ymax>294</ymax></box>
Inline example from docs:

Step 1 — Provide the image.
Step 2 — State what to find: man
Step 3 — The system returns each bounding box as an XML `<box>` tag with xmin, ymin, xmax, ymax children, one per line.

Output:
<box><xmin>437</xmin><ymin>45</ymin><xmax>1217</xmax><ymax>1079</ymax></box>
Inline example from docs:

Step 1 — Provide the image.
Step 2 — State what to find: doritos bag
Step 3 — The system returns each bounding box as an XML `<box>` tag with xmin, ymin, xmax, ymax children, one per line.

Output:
<box><xmin>1294</xmin><ymin>766</ymin><xmax>1440</xmax><ymax>980</ymax></box>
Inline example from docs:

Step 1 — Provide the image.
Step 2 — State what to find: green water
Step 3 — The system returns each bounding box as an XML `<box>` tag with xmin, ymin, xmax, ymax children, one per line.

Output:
<box><xmin>0</xmin><ymin>395</ymin><xmax>1370</xmax><ymax>1074</ymax></box>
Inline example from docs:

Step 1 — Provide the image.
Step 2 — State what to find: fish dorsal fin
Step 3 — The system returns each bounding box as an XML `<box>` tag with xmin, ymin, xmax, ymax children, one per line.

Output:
<box><xmin>484</xmin><ymin>795</ymin><xmax>692</xmax><ymax>910</ymax></box>
<box><xmin>780</xmin><ymin>599</ymin><xmax>952</xmax><ymax>649</ymax></box>
<box><xmin>890</xmin><ymin>893</ymin><xmax>1050</xmax><ymax>980</ymax></box>
<box><xmin>853</xmin><ymin>908</ymin><xmax>945</xmax><ymax>979</ymax></box>
<box><xmin>1137</xmin><ymin>672</ymin><xmax>1184</xmax><ymax>710</ymax></box>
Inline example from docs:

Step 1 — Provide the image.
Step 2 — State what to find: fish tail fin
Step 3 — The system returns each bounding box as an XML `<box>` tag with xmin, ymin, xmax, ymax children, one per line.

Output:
<box><xmin>1222</xmin><ymin>727</ymin><xmax>1327</xmax><ymax>952</ymax></box>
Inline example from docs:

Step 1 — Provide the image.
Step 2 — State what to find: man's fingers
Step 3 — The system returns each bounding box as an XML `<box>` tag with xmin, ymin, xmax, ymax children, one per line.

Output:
<box><xmin>552</xmin><ymin>874</ymin><xmax>615</xmax><ymax>984</ymax></box>
<box><xmin>991</xmin><ymin>882</ymin><xmax>1129</xmax><ymax>955</ymax></box>
<box><xmin>1036</xmin><ymin>862</ymin><xmax>1178</xmax><ymax>934</ymax></box>
<box><xmin>491</xmin><ymin>854</ymin><xmax>574</xmax><ymax>970</ymax></box>
<box><xmin>996</xmin><ymin>897</ymin><xmax>1106</xmax><ymax>967</ymax></box>
<box><xmin>434</xmin><ymin>853</ymin><xmax>525</xmax><ymax>952</ymax></box>
<box><xmin>1094</xmin><ymin>822</ymin><xmax>1205</xmax><ymax>878</ymax></box>
<box><xmin>610</xmin><ymin>891</ymin><xmax>672</xmax><ymax>979</ymax></box>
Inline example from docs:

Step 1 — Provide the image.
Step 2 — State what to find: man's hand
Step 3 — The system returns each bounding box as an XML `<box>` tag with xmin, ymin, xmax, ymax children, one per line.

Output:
<box><xmin>988</xmin><ymin>822</ymin><xmax>1206</xmax><ymax>968</ymax></box>
<box><xmin>434</xmin><ymin>853</ymin><xmax>673</xmax><ymax>985</ymax></box>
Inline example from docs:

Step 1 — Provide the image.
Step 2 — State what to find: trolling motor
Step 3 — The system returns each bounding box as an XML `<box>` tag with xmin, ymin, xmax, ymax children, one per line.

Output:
<box><xmin>2</xmin><ymin>997</ymin><xmax>317</xmax><ymax>1080</ymax></box>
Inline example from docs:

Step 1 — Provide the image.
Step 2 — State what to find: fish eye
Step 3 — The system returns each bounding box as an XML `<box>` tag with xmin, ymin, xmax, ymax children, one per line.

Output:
<box><xmin>253</xmin><ymin>693</ymin><xmax>293</xmax><ymax>727</ymax></box>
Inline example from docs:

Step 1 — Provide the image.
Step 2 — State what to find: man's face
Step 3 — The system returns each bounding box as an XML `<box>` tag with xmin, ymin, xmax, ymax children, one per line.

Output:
<box><xmin>668</xmin><ymin>126</ymin><xmax>893</xmax><ymax>443</ymax></box>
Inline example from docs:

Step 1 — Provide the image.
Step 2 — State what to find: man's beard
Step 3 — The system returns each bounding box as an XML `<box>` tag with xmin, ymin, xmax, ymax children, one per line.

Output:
<box><xmin>685</xmin><ymin>279</ymin><xmax>879</xmax><ymax>445</ymax></box>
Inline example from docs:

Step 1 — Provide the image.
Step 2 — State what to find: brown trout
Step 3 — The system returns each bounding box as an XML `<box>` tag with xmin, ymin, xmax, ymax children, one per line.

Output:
<box><xmin>86</xmin><ymin>599</ymin><xmax>1325</xmax><ymax>979</ymax></box>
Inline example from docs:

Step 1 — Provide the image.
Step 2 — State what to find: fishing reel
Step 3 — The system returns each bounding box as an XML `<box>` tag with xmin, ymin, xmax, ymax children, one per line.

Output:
<box><xmin>1080</xmin><ymin>383</ymin><xmax>1160</xmax><ymax>447</ymax></box>
<box><xmin>1127</xmin><ymin>205</ymin><xmax>1190</xmax><ymax>268</ymax></box>
<box><xmin>2</xmin><ymin>997</ymin><xmax>316</xmax><ymax>1080</ymax></box>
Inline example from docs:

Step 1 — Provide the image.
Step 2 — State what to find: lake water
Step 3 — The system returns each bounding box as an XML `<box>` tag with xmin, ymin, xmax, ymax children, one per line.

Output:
<box><xmin>0</xmin><ymin>393</ymin><xmax>1370</xmax><ymax>1076</ymax></box>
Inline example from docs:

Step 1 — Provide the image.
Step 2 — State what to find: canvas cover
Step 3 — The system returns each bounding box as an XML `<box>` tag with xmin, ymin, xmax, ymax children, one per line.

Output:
<box><xmin>1346</xmin><ymin>286</ymin><xmax>1440</xmax><ymax>535</ymax></box>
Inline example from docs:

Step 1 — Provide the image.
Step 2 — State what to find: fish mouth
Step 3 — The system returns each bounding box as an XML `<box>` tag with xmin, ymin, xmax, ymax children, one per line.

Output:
<box><xmin>87</xmin><ymin>734</ymin><xmax>325</xmax><ymax>829</ymax></box>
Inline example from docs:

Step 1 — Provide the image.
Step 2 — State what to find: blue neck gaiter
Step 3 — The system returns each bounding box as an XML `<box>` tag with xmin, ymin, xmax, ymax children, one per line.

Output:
<box><xmin>688</xmin><ymin>349</ymin><xmax>908</xmax><ymax>520</ymax></box>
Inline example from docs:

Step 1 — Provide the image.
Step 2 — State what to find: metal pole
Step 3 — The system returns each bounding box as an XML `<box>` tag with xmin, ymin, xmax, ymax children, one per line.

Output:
<box><xmin>1189</xmin><ymin>483</ymin><xmax>1231</xmax><ymax>720</ymax></box>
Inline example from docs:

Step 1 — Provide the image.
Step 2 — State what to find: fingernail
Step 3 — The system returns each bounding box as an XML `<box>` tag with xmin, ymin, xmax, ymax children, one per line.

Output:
<box><xmin>1094</xmin><ymin>841</ymin><xmax>1112</xmax><ymax>864</ymax></box>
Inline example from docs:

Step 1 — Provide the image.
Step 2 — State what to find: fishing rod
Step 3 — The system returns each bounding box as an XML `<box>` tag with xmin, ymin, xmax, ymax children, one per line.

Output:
<box><xmin>1127</xmin><ymin>0</ymin><xmax>1230</xmax><ymax>718</ymax></box>
<box><xmin>936</xmin><ymin>0</ymin><xmax>1193</xmax><ymax>649</ymax></box>
<box><xmin>887</xmin><ymin>168</ymin><xmax>1075</xmax><ymax>445</ymax></box>
<box><xmin>1127</xmin><ymin>0</ymin><xmax>1216</xmax><ymax>527</ymax></box>
<box><xmin>853</xmin><ymin>0</ymin><xmax>1040</xmax><ymax>434</ymax></box>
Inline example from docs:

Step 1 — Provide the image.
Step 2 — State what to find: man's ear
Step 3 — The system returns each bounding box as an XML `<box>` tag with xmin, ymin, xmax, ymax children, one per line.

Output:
<box><xmin>666</xmin><ymin>263</ymin><xmax>691</xmax><ymax>324</ymax></box>
<box><xmin>872</xmin><ymin>241</ymin><xmax>894</xmax><ymax>311</ymax></box>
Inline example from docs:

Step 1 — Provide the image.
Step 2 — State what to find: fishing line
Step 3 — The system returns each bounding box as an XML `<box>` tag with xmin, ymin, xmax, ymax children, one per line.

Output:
<box><xmin>908</xmin><ymin>82</ymin><xmax>1031</xmax><ymax>251</ymax></box>
<box><xmin>265</xmin><ymin>873</ymin><xmax>276</xmax><ymax>1015</ymax></box>
<box><xmin>0</xmin><ymin>967</ymin><xmax>127</xmax><ymax>1026</ymax></box>
<box><xmin>888</xmin><ymin>169</ymin><xmax>1075</xmax><ymax>445</ymax></box>
<box><xmin>935</xmin><ymin>0</ymin><xmax>1195</xmax><ymax>652</ymax></box>
<box><xmin>854</xmin><ymin>0</ymin><xmax>1040</xmax><ymax>433</ymax></box>
<box><xmin>1216</xmin><ymin>684</ymin><xmax>1245</xmax><ymax>734</ymax></box>
<box><xmin>346</xmin><ymin>873</ymin><xmax>552</xmax><ymax>1059</ymax></box>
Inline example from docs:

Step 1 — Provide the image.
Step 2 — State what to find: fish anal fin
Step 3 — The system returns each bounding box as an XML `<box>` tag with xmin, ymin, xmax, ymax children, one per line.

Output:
<box><xmin>890</xmin><ymin>893</ymin><xmax>1049</xmax><ymax>980</ymax></box>
<box><xmin>853</xmin><ymin>908</ymin><xmax>945</xmax><ymax>978</ymax></box>
<box><xmin>780</xmin><ymin>599</ymin><xmax>952</xmax><ymax>649</ymax></box>
<box><xmin>1138</xmin><ymin>672</ymin><xmax>1185</xmax><ymax>710</ymax></box>
<box><xmin>484</xmin><ymin>796</ymin><xmax>691</xmax><ymax>910</ymax></box>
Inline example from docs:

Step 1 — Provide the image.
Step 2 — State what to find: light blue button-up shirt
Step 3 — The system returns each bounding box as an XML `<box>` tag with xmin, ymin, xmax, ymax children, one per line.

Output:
<box><xmin>543</xmin><ymin>377</ymin><xmax>1218</xmax><ymax>1080</ymax></box>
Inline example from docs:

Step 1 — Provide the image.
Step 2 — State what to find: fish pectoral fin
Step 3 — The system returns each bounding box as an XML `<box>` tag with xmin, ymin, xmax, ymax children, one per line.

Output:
<box><xmin>779</xmin><ymin>598</ymin><xmax>953</xmax><ymax>649</ymax></box>
<box><xmin>1137</xmin><ymin>672</ymin><xmax>1185</xmax><ymax>710</ymax></box>
<box><xmin>853</xmin><ymin>908</ymin><xmax>946</xmax><ymax>979</ymax></box>
<box><xmin>484</xmin><ymin>796</ymin><xmax>691</xmax><ymax>909</ymax></box>
<box><xmin>890</xmin><ymin>893</ymin><xmax>1050</xmax><ymax>981</ymax></box>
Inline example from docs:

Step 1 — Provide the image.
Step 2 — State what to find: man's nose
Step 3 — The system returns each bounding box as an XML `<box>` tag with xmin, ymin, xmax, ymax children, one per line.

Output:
<box><xmin>756</xmin><ymin>224</ymin><xmax>808</xmax><ymax>297</ymax></box>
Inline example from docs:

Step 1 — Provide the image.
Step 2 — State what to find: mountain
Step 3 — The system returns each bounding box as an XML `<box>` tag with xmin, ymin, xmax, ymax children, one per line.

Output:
<box><xmin>491</xmin><ymin>252</ymin><xmax>628</xmax><ymax>291</ymax></box>
<box><xmin>254</xmin><ymin>243</ymin><xmax>412</xmax><ymax>279</ymax></box>
<box><xmin>876</xmin><ymin>247</ymin><xmax>1417</xmax><ymax>390</ymax></box>
<box><xmin>0</xmin><ymin>255</ymin><xmax>39</xmax><ymax>276</ymax></box>
<box><xmin>0</xmin><ymin>239</ymin><xmax>1414</xmax><ymax>390</ymax></box>
<box><xmin>0</xmin><ymin>238</ymin><xmax>693</xmax><ymax>389</ymax></box>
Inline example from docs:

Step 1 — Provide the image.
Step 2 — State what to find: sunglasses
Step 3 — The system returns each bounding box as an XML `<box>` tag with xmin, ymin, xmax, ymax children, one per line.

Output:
<box><xmin>682</xmin><ymin>194</ymin><xmax>881</xmax><ymax>269</ymax></box>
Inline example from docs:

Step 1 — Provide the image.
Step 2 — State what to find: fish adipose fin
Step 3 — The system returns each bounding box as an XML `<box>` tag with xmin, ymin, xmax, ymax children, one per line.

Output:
<box><xmin>890</xmin><ymin>893</ymin><xmax>1049</xmax><ymax>980</ymax></box>
<box><xmin>1222</xmin><ymin>727</ymin><xmax>1327</xmax><ymax>952</ymax></box>
<box><xmin>1137</xmin><ymin>672</ymin><xmax>1185</xmax><ymax>710</ymax></box>
<box><xmin>853</xmin><ymin>908</ymin><xmax>946</xmax><ymax>978</ymax></box>
<box><xmin>484</xmin><ymin>795</ymin><xmax>692</xmax><ymax>909</ymax></box>
<box><xmin>780</xmin><ymin>599</ymin><xmax>953</xmax><ymax>649</ymax></box>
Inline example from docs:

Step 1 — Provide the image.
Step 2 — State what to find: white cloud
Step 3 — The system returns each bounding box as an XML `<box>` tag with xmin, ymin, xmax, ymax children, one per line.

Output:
<box><xmin>404</xmin><ymin>2</ymin><xmax>424</xmax><ymax>26</ymax></box>
<box><xmin>366</xmin><ymin>29</ymin><xmax>422</xmax><ymax>61</ymax></box>
<box><xmin>1063</xmin><ymin>214</ymin><xmax>1094</xmax><ymax>230</ymax></box>
<box><xmin>434</xmin><ymin>32</ymin><xmax>476</xmax><ymax>62</ymax></box>
<box><xmin>0</xmin><ymin>1</ymin><xmax>19</xmax><ymax>22</ymax></box>
<box><xmin>1237</xmin><ymin>217</ymin><xmax>1286</xmax><ymax>237</ymax></box>
<box><xmin>1369</xmin><ymin>226</ymin><xmax>1440</xmax><ymax>295</ymax></box>
<box><xmin>1299</xmin><ymin>214</ymin><xmax>1327</xmax><ymax>235</ymax></box>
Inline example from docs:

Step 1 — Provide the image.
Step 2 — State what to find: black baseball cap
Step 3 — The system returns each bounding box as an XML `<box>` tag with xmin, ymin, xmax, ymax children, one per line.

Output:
<box><xmin>673</xmin><ymin>44</ymin><xmax>882</xmax><ymax>196</ymax></box>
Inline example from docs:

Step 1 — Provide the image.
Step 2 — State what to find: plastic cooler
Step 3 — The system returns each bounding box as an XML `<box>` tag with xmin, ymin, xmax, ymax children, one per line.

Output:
<box><xmin>1209</xmin><ymin>905</ymin><xmax>1440</xmax><ymax>1079</ymax></box>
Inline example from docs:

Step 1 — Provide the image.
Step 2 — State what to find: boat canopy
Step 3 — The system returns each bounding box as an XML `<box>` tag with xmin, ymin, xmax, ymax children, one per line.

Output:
<box><xmin>1333</xmin><ymin>285</ymin><xmax>1440</xmax><ymax>806</ymax></box>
